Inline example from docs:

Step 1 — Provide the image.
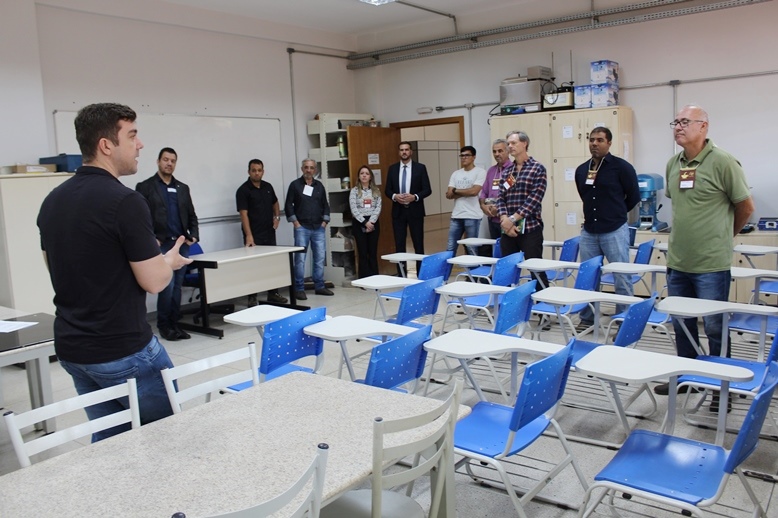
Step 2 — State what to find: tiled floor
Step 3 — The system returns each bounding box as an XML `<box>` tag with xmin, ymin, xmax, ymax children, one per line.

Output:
<box><xmin>1</xmin><ymin>284</ymin><xmax>777</xmax><ymax>516</ymax></box>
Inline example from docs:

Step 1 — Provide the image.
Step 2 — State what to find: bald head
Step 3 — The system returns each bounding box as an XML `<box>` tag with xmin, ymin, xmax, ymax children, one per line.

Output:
<box><xmin>673</xmin><ymin>105</ymin><xmax>709</xmax><ymax>156</ymax></box>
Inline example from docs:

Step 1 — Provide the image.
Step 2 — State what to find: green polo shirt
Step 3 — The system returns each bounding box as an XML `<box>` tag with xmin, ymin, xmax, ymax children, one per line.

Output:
<box><xmin>665</xmin><ymin>139</ymin><xmax>750</xmax><ymax>273</ymax></box>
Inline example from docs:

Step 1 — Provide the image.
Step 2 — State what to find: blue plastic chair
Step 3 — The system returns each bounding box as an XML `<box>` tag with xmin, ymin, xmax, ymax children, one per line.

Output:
<box><xmin>456</xmin><ymin>237</ymin><xmax>501</xmax><ymax>283</ymax></box>
<box><xmin>546</xmin><ymin>236</ymin><xmax>580</xmax><ymax>284</ymax></box>
<box><xmin>606</xmin><ymin>296</ymin><xmax>674</xmax><ymax>349</ymax></box>
<box><xmin>228</xmin><ymin>307</ymin><xmax>326</xmax><ymax>391</ymax></box>
<box><xmin>380</xmin><ymin>251</ymin><xmax>454</xmax><ymax>305</ymax></box>
<box><xmin>678</xmin><ymin>333</ymin><xmax>778</xmax><ymax>433</ymax></box>
<box><xmin>453</xmin><ymin>341</ymin><xmax>589</xmax><ymax>517</ymax></box>
<box><xmin>600</xmin><ymin>239</ymin><xmax>655</xmax><ymax>294</ymax></box>
<box><xmin>358</xmin><ymin>325</ymin><xmax>432</xmax><ymax>393</ymax></box>
<box><xmin>440</xmin><ymin>252</ymin><xmax>524</xmax><ymax>333</ymax></box>
<box><xmin>579</xmin><ymin>361</ymin><xmax>778</xmax><ymax>518</ymax></box>
<box><xmin>531</xmin><ymin>255</ymin><xmax>603</xmax><ymax>338</ymax></box>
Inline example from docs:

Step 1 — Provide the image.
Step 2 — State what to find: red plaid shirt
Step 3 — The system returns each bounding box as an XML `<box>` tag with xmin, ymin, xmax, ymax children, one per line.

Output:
<box><xmin>496</xmin><ymin>156</ymin><xmax>547</xmax><ymax>233</ymax></box>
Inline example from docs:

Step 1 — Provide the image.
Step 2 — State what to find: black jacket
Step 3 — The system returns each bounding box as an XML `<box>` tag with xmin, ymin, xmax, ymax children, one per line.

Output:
<box><xmin>136</xmin><ymin>174</ymin><xmax>199</xmax><ymax>243</ymax></box>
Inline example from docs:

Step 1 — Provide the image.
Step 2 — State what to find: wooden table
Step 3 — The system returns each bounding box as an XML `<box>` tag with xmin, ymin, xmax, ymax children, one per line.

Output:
<box><xmin>532</xmin><ymin>286</ymin><xmax>641</xmax><ymax>342</ymax></box>
<box><xmin>575</xmin><ymin>346</ymin><xmax>753</xmax><ymax>445</ymax></box>
<box><xmin>424</xmin><ymin>329</ymin><xmax>562</xmax><ymax>401</ymax></box>
<box><xmin>0</xmin><ymin>311</ymin><xmax>56</xmax><ymax>433</ymax></box>
<box><xmin>656</xmin><ymin>296</ymin><xmax>778</xmax><ymax>360</ymax></box>
<box><xmin>304</xmin><ymin>315</ymin><xmax>417</xmax><ymax>381</ymax></box>
<box><xmin>181</xmin><ymin>245</ymin><xmax>303</xmax><ymax>338</ymax></box>
<box><xmin>351</xmin><ymin>275</ymin><xmax>422</xmax><ymax>319</ymax></box>
<box><xmin>0</xmin><ymin>372</ymin><xmax>466</xmax><ymax>517</ymax></box>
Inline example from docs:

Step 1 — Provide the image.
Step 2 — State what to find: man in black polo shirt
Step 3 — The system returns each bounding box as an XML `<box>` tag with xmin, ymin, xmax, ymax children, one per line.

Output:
<box><xmin>37</xmin><ymin>103</ymin><xmax>191</xmax><ymax>441</ymax></box>
<box><xmin>285</xmin><ymin>158</ymin><xmax>332</xmax><ymax>300</ymax></box>
<box><xmin>136</xmin><ymin>148</ymin><xmax>199</xmax><ymax>341</ymax></box>
<box><xmin>236</xmin><ymin>158</ymin><xmax>287</xmax><ymax>305</ymax></box>
<box><xmin>574</xmin><ymin>126</ymin><xmax>640</xmax><ymax>325</ymax></box>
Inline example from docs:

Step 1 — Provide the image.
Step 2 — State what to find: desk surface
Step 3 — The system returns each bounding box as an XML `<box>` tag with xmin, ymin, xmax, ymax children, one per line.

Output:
<box><xmin>656</xmin><ymin>296</ymin><xmax>778</xmax><ymax>317</ymax></box>
<box><xmin>304</xmin><ymin>315</ymin><xmax>416</xmax><ymax>341</ymax></box>
<box><xmin>381</xmin><ymin>252</ymin><xmax>428</xmax><ymax>262</ymax></box>
<box><xmin>351</xmin><ymin>275</ymin><xmax>421</xmax><ymax>290</ymax></box>
<box><xmin>223</xmin><ymin>305</ymin><xmax>300</xmax><ymax>327</ymax></box>
<box><xmin>730</xmin><ymin>266</ymin><xmax>778</xmax><ymax>280</ymax></box>
<box><xmin>519</xmin><ymin>258</ymin><xmax>580</xmax><ymax>271</ymax></box>
<box><xmin>435</xmin><ymin>282</ymin><xmax>512</xmax><ymax>298</ymax></box>
<box><xmin>0</xmin><ymin>372</ymin><xmax>462</xmax><ymax>517</ymax></box>
<box><xmin>457</xmin><ymin>238</ymin><xmax>496</xmax><ymax>246</ymax></box>
<box><xmin>733</xmin><ymin>244</ymin><xmax>778</xmax><ymax>255</ymax></box>
<box><xmin>447</xmin><ymin>255</ymin><xmax>499</xmax><ymax>267</ymax></box>
<box><xmin>0</xmin><ymin>313</ymin><xmax>55</xmax><ymax>354</ymax></box>
<box><xmin>574</xmin><ymin>346</ymin><xmax>753</xmax><ymax>384</ymax></box>
<box><xmin>601</xmin><ymin>262</ymin><xmax>666</xmax><ymax>274</ymax></box>
<box><xmin>190</xmin><ymin>245</ymin><xmax>302</xmax><ymax>267</ymax></box>
<box><xmin>532</xmin><ymin>287</ymin><xmax>641</xmax><ymax>306</ymax></box>
<box><xmin>424</xmin><ymin>329</ymin><xmax>561</xmax><ymax>358</ymax></box>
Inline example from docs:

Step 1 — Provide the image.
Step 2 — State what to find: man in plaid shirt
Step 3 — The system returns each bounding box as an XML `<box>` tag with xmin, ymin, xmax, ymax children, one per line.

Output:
<box><xmin>496</xmin><ymin>130</ymin><xmax>548</xmax><ymax>289</ymax></box>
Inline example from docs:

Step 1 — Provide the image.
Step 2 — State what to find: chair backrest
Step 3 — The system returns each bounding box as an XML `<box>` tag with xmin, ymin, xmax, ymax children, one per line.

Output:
<box><xmin>491</xmin><ymin>251</ymin><xmax>525</xmax><ymax>287</ymax></box>
<box><xmin>633</xmin><ymin>239</ymin><xmax>655</xmax><ymax>265</ymax></box>
<box><xmin>363</xmin><ymin>325</ymin><xmax>432</xmax><ymax>391</ymax></box>
<box><xmin>559</xmin><ymin>236</ymin><xmax>581</xmax><ymax>262</ymax></box>
<box><xmin>161</xmin><ymin>343</ymin><xmax>259</xmax><ymax>414</ymax></box>
<box><xmin>724</xmin><ymin>361</ymin><xmax>778</xmax><ymax>473</ymax></box>
<box><xmin>3</xmin><ymin>379</ymin><xmax>140</xmax><ymax>468</ymax></box>
<box><xmin>395</xmin><ymin>276</ymin><xmax>444</xmax><ymax>326</ymax></box>
<box><xmin>573</xmin><ymin>255</ymin><xmax>603</xmax><ymax>291</ymax></box>
<box><xmin>510</xmin><ymin>341</ymin><xmax>574</xmax><ymax>432</ymax></box>
<box><xmin>260</xmin><ymin>307</ymin><xmax>326</xmax><ymax>381</ymax></box>
<box><xmin>766</xmin><ymin>333</ymin><xmax>778</xmax><ymax>365</ymax></box>
<box><xmin>207</xmin><ymin>443</ymin><xmax>329</xmax><ymax>518</ymax></box>
<box><xmin>492</xmin><ymin>237</ymin><xmax>502</xmax><ymax>259</ymax></box>
<box><xmin>371</xmin><ymin>380</ymin><xmax>462</xmax><ymax>518</ymax></box>
<box><xmin>613</xmin><ymin>295</ymin><xmax>657</xmax><ymax>347</ymax></box>
<box><xmin>493</xmin><ymin>281</ymin><xmax>537</xmax><ymax>336</ymax></box>
<box><xmin>183</xmin><ymin>242</ymin><xmax>205</xmax><ymax>284</ymax></box>
<box><xmin>418</xmin><ymin>251</ymin><xmax>454</xmax><ymax>281</ymax></box>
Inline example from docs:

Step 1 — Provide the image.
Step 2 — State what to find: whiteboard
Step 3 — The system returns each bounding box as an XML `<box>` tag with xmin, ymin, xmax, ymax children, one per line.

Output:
<box><xmin>54</xmin><ymin>111</ymin><xmax>284</xmax><ymax>221</ymax></box>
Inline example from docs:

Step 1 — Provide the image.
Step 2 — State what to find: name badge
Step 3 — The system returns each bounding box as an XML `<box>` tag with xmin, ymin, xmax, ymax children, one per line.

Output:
<box><xmin>167</xmin><ymin>187</ymin><xmax>177</xmax><ymax>193</ymax></box>
<box><xmin>303</xmin><ymin>185</ymin><xmax>314</xmax><ymax>196</ymax></box>
<box><xmin>679</xmin><ymin>167</ymin><xmax>696</xmax><ymax>189</ymax></box>
<box><xmin>491</xmin><ymin>178</ymin><xmax>500</xmax><ymax>190</ymax></box>
<box><xmin>363</xmin><ymin>198</ymin><xmax>372</xmax><ymax>208</ymax></box>
<box><xmin>503</xmin><ymin>174</ymin><xmax>516</xmax><ymax>190</ymax></box>
<box><xmin>586</xmin><ymin>169</ymin><xmax>597</xmax><ymax>185</ymax></box>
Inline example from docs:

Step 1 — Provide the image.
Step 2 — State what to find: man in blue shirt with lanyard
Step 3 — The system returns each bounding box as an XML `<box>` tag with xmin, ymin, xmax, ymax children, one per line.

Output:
<box><xmin>574</xmin><ymin>126</ymin><xmax>640</xmax><ymax>325</ymax></box>
<box><xmin>136</xmin><ymin>148</ymin><xmax>199</xmax><ymax>341</ymax></box>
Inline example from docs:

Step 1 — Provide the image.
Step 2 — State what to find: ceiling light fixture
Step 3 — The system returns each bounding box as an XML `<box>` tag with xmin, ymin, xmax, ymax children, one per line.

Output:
<box><xmin>359</xmin><ymin>0</ymin><xmax>396</xmax><ymax>5</ymax></box>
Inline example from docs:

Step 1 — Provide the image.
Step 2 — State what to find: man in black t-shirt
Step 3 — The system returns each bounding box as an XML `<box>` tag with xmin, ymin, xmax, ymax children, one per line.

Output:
<box><xmin>236</xmin><ymin>158</ymin><xmax>287</xmax><ymax>304</ymax></box>
<box><xmin>37</xmin><ymin>103</ymin><xmax>191</xmax><ymax>442</ymax></box>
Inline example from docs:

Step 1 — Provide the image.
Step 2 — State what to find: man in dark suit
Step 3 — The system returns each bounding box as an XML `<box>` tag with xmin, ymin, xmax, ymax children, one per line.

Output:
<box><xmin>136</xmin><ymin>147</ymin><xmax>199</xmax><ymax>341</ymax></box>
<box><xmin>385</xmin><ymin>141</ymin><xmax>432</xmax><ymax>275</ymax></box>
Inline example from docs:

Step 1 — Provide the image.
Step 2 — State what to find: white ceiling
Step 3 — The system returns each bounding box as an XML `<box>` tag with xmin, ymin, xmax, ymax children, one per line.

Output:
<box><xmin>161</xmin><ymin>0</ymin><xmax>533</xmax><ymax>35</ymax></box>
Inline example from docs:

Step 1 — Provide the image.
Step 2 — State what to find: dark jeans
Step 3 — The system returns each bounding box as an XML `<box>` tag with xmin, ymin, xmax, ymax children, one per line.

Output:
<box><xmin>353</xmin><ymin>219</ymin><xmax>380</xmax><ymax>278</ymax></box>
<box><xmin>392</xmin><ymin>210</ymin><xmax>425</xmax><ymax>275</ymax></box>
<box><xmin>157</xmin><ymin>241</ymin><xmax>189</xmax><ymax>329</ymax></box>
<box><xmin>501</xmin><ymin>226</ymin><xmax>547</xmax><ymax>290</ymax></box>
<box><xmin>667</xmin><ymin>268</ymin><xmax>731</xmax><ymax>359</ymax></box>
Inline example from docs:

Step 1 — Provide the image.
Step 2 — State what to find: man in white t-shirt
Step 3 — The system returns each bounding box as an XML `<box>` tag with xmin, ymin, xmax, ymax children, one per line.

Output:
<box><xmin>445</xmin><ymin>146</ymin><xmax>486</xmax><ymax>255</ymax></box>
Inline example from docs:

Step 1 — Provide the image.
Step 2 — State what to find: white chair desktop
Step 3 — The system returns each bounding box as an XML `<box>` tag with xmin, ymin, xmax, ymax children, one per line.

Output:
<box><xmin>3</xmin><ymin>378</ymin><xmax>140</xmax><ymax>468</ymax></box>
<box><xmin>161</xmin><ymin>343</ymin><xmax>259</xmax><ymax>414</ymax></box>
<box><xmin>320</xmin><ymin>381</ymin><xmax>463</xmax><ymax>518</ymax></box>
<box><xmin>172</xmin><ymin>443</ymin><xmax>329</xmax><ymax>518</ymax></box>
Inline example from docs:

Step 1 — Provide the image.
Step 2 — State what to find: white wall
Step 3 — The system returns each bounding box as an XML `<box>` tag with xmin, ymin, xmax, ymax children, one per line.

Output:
<box><xmin>354</xmin><ymin>1</ymin><xmax>778</xmax><ymax>224</ymax></box>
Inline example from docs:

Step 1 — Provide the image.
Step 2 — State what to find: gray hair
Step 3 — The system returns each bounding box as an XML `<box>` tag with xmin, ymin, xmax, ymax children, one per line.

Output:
<box><xmin>505</xmin><ymin>130</ymin><xmax>530</xmax><ymax>150</ymax></box>
<box><xmin>492</xmin><ymin>138</ymin><xmax>508</xmax><ymax>147</ymax></box>
<box><xmin>301</xmin><ymin>158</ymin><xmax>316</xmax><ymax>168</ymax></box>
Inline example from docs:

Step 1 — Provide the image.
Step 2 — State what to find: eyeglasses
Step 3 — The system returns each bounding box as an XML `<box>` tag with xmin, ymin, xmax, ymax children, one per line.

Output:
<box><xmin>458</xmin><ymin>154</ymin><xmax>473</xmax><ymax>158</ymax></box>
<box><xmin>669</xmin><ymin>119</ymin><xmax>705</xmax><ymax>128</ymax></box>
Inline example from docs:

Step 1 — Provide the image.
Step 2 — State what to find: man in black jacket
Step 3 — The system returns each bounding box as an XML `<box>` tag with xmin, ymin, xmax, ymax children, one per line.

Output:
<box><xmin>136</xmin><ymin>148</ymin><xmax>199</xmax><ymax>341</ymax></box>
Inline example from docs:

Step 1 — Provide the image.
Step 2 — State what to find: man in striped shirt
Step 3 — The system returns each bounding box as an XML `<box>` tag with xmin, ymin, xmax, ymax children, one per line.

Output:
<box><xmin>496</xmin><ymin>130</ymin><xmax>548</xmax><ymax>289</ymax></box>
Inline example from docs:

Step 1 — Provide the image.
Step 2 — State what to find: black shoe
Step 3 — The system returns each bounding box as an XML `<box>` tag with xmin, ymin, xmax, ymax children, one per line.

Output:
<box><xmin>174</xmin><ymin>326</ymin><xmax>191</xmax><ymax>340</ymax></box>
<box><xmin>315</xmin><ymin>288</ymin><xmax>334</xmax><ymax>296</ymax></box>
<box><xmin>653</xmin><ymin>382</ymin><xmax>699</xmax><ymax>396</ymax></box>
<box><xmin>295</xmin><ymin>291</ymin><xmax>307</xmax><ymax>301</ymax></box>
<box><xmin>709</xmin><ymin>393</ymin><xmax>732</xmax><ymax>413</ymax></box>
<box><xmin>159</xmin><ymin>327</ymin><xmax>179</xmax><ymax>341</ymax></box>
<box><xmin>267</xmin><ymin>292</ymin><xmax>288</xmax><ymax>304</ymax></box>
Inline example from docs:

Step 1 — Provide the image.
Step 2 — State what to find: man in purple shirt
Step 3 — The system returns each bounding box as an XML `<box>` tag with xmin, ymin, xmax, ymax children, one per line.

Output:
<box><xmin>479</xmin><ymin>139</ymin><xmax>512</xmax><ymax>247</ymax></box>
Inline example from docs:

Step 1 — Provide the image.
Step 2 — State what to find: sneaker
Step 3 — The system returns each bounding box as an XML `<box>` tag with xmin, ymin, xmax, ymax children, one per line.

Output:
<box><xmin>709</xmin><ymin>393</ymin><xmax>732</xmax><ymax>413</ymax></box>
<box><xmin>159</xmin><ymin>327</ymin><xmax>179</xmax><ymax>341</ymax></box>
<box><xmin>653</xmin><ymin>382</ymin><xmax>699</xmax><ymax>396</ymax></box>
<box><xmin>295</xmin><ymin>291</ymin><xmax>308</xmax><ymax>301</ymax></box>
<box><xmin>267</xmin><ymin>292</ymin><xmax>288</xmax><ymax>304</ymax></box>
<box><xmin>315</xmin><ymin>288</ymin><xmax>334</xmax><ymax>296</ymax></box>
<box><xmin>174</xmin><ymin>326</ymin><xmax>191</xmax><ymax>340</ymax></box>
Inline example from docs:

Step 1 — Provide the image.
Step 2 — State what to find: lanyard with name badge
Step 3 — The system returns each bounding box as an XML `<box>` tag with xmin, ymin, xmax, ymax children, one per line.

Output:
<box><xmin>679</xmin><ymin>166</ymin><xmax>697</xmax><ymax>189</ymax></box>
<box><xmin>586</xmin><ymin>158</ymin><xmax>603</xmax><ymax>185</ymax></box>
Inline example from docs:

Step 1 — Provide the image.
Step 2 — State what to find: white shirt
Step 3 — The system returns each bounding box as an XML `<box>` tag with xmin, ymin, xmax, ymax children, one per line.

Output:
<box><xmin>449</xmin><ymin>166</ymin><xmax>486</xmax><ymax>219</ymax></box>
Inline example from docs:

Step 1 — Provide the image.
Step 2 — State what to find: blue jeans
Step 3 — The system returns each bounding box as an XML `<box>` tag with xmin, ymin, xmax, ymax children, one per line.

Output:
<box><xmin>667</xmin><ymin>268</ymin><xmax>731</xmax><ymax>359</ymax></box>
<box><xmin>294</xmin><ymin>225</ymin><xmax>326</xmax><ymax>291</ymax></box>
<box><xmin>446</xmin><ymin>218</ymin><xmax>481</xmax><ymax>255</ymax></box>
<box><xmin>579</xmin><ymin>224</ymin><xmax>631</xmax><ymax>322</ymax></box>
<box><xmin>157</xmin><ymin>241</ymin><xmax>189</xmax><ymax>330</ymax></box>
<box><xmin>59</xmin><ymin>336</ymin><xmax>175</xmax><ymax>442</ymax></box>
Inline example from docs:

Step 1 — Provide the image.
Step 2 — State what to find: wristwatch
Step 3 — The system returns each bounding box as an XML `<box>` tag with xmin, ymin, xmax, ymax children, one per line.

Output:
<box><xmin>274</xmin><ymin>216</ymin><xmax>280</xmax><ymax>221</ymax></box>
<box><xmin>509</xmin><ymin>215</ymin><xmax>517</xmax><ymax>223</ymax></box>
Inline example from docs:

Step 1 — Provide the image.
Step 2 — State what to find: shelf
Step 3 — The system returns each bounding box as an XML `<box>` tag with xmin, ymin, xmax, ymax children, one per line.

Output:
<box><xmin>330</xmin><ymin>237</ymin><xmax>354</xmax><ymax>253</ymax></box>
<box><xmin>309</xmin><ymin>147</ymin><xmax>346</xmax><ymax>163</ymax></box>
<box><xmin>329</xmin><ymin>213</ymin><xmax>352</xmax><ymax>226</ymax></box>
